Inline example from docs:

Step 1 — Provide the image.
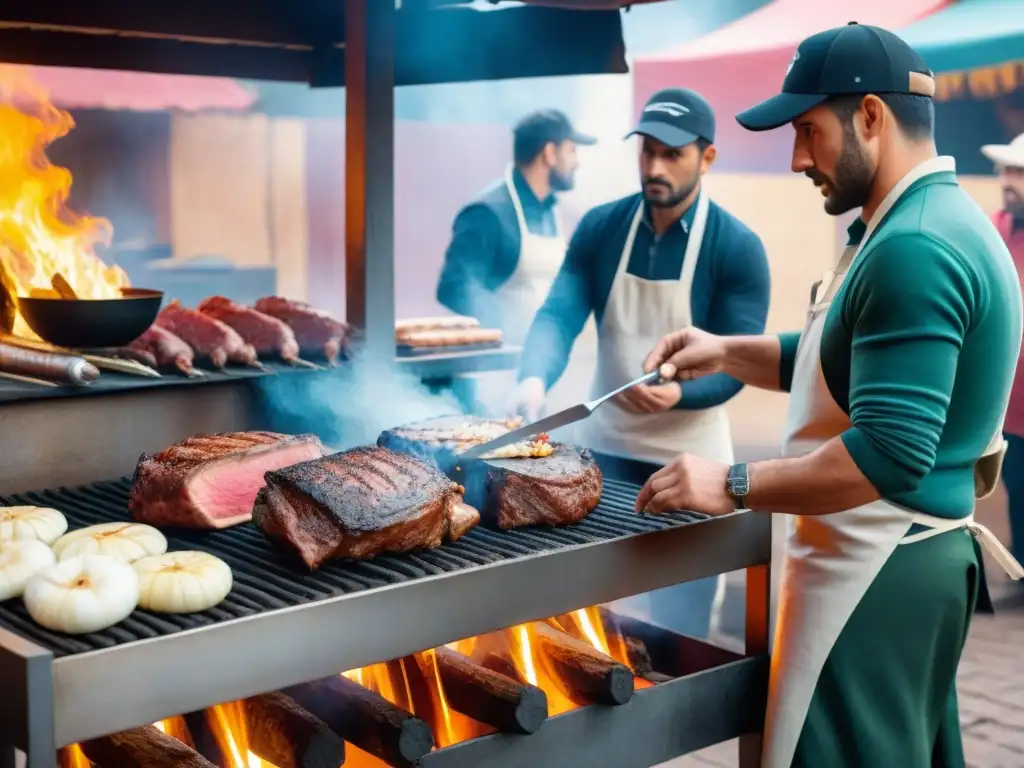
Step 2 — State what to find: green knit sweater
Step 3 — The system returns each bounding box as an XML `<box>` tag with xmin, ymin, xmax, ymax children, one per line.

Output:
<box><xmin>778</xmin><ymin>168</ymin><xmax>1022</xmax><ymax>518</ymax></box>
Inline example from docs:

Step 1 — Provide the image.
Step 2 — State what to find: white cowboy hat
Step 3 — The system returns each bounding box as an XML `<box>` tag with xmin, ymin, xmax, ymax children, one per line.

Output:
<box><xmin>982</xmin><ymin>133</ymin><xmax>1024</xmax><ymax>169</ymax></box>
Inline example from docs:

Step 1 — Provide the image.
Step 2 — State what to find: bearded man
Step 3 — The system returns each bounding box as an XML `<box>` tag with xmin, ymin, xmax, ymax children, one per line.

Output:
<box><xmin>509</xmin><ymin>87</ymin><xmax>770</xmax><ymax>641</ymax></box>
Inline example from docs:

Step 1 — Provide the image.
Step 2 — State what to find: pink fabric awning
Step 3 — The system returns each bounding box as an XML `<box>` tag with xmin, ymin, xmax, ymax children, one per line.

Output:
<box><xmin>28</xmin><ymin>66</ymin><xmax>255</xmax><ymax>112</ymax></box>
<box><xmin>633</xmin><ymin>0</ymin><xmax>949</xmax><ymax>172</ymax></box>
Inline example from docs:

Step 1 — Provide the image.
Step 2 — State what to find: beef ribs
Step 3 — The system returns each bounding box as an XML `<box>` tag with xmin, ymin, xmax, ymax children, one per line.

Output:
<box><xmin>127</xmin><ymin>325</ymin><xmax>197</xmax><ymax>376</ymax></box>
<box><xmin>379</xmin><ymin>416</ymin><xmax>602</xmax><ymax>530</ymax></box>
<box><xmin>198</xmin><ymin>296</ymin><xmax>301</xmax><ymax>362</ymax></box>
<box><xmin>130</xmin><ymin>431</ymin><xmax>326</xmax><ymax>529</ymax></box>
<box><xmin>156</xmin><ymin>301</ymin><xmax>258</xmax><ymax>368</ymax></box>
<box><xmin>253</xmin><ymin>296</ymin><xmax>349</xmax><ymax>364</ymax></box>
<box><xmin>253</xmin><ymin>446</ymin><xmax>475</xmax><ymax>569</ymax></box>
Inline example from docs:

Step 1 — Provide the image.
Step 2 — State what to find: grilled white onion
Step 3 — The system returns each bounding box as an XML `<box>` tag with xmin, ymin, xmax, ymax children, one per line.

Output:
<box><xmin>133</xmin><ymin>551</ymin><xmax>233</xmax><ymax>614</ymax></box>
<box><xmin>0</xmin><ymin>541</ymin><xmax>57</xmax><ymax>601</ymax></box>
<box><xmin>52</xmin><ymin>523</ymin><xmax>167</xmax><ymax>564</ymax></box>
<box><xmin>0</xmin><ymin>506</ymin><xmax>68</xmax><ymax>545</ymax></box>
<box><xmin>24</xmin><ymin>555</ymin><xmax>139</xmax><ymax>634</ymax></box>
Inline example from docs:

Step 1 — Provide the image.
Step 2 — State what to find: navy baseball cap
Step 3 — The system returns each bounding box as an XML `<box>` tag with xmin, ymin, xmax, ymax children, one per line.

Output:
<box><xmin>629</xmin><ymin>88</ymin><xmax>716</xmax><ymax>148</ymax></box>
<box><xmin>513</xmin><ymin>110</ymin><xmax>597</xmax><ymax>146</ymax></box>
<box><xmin>736</xmin><ymin>22</ymin><xmax>935</xmax><ymax>132</ymax></box>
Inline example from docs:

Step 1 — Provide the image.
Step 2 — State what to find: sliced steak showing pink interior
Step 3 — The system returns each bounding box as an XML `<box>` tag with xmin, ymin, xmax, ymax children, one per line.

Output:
<box><xmin>253</xmin><ymin>446</ymin><xmax>472</xmax><ymax>569</ymax></box>
<box><xmin>129</xmin><ymin>432</ymin><xmax>326</xmax><ymax>529</ymax></box>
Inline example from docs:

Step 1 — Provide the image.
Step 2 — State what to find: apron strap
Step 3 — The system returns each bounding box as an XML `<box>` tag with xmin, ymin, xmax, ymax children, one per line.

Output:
<box><xmin>899</xmin><ymin>513</ymin><xmax>1024</xmax><ymax>580</ymax></box>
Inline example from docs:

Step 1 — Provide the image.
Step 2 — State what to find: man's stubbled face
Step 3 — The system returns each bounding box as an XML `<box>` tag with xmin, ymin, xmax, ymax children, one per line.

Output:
<box><xmin>791</xmin><ymin>103</ymin><xmax>877</xmax><ymax>216</ymax></box>
<box><xmin>639</xmin><ymin>136</ymin><xmax>705</xmax><ymax>209</ymax></box>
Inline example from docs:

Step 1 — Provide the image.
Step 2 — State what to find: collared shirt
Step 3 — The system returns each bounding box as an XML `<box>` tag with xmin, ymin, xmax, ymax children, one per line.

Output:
<box><xmin>518</xmin><ymin>191</ymin><xmax>771</xmax><ymax>411</ymax></box>
<box><xmin>436</xmin><ymin>170</ymin><xmax>558</xmax><ymax>327</ymax></box>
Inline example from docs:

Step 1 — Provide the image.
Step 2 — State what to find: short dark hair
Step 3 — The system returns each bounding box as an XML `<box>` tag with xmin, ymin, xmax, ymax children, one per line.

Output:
<box><xmin>513</xmin><ymin>133</ymin><xmax>552</xmax><ymax>166</ymax></box>
<box><xmin>694</xmin><ymin>138</ymin><xmax>712</xmax><ymax>154</ymax></box>
<box><xmin>826</xmin><ymin>93</ymin><xmax>934</xmax><ymax>141</ymax></box>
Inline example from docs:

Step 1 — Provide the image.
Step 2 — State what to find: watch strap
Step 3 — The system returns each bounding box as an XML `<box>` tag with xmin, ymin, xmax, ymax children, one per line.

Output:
<box><xmin>727</xmin><ymin>462</ymin><xmax>750</xmax><ymax>510</ymax></box>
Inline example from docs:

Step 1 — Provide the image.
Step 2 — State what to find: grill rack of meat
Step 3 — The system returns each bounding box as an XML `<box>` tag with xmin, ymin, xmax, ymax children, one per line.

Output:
<box><xmin>0</xmin><ymin>462</ymin><xmax>769</xmax><ymax>758</ymax></box>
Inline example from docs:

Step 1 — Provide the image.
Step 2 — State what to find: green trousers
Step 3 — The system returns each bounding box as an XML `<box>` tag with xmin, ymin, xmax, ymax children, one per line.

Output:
<box><xmin>792</xmin><ymin>528</ymin><xmax>981</xmax><ymax>767</ymax></box>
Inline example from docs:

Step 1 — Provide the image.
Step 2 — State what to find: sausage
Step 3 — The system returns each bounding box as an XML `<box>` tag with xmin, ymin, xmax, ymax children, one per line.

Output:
<box><xmin>0</xmin><ymin>342</ymin><xmax>99</xmax><ymax>385</ymax></box>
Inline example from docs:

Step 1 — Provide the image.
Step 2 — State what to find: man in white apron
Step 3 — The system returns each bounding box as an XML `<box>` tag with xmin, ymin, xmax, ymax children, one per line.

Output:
<box><xmin>509</xmin><ymin>89</ymin><xmax>771</xmax><ymax>639</ymax></box>
<box><xmin>436</xmin><ymin>110</ymin><xmax>594</xmax><ymax>414</ymax></box>
<box><xmin>639</xmin><ymin>24</ymin><xmax>1024</xmax><ymax>767</ymax></box>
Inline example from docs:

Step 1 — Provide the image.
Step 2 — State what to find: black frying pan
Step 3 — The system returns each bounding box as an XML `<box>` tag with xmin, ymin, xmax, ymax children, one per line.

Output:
<box><xmin>16</xmin><ymin>288</ymin><xmax>164</xmax><ymax>349</ymax></box>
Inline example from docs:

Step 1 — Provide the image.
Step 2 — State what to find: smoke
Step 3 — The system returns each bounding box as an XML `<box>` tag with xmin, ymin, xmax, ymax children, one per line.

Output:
<box><xmin>255</xmin><ymin>359</ymin><xmax>464</xmax><ymax>451</ymax></box>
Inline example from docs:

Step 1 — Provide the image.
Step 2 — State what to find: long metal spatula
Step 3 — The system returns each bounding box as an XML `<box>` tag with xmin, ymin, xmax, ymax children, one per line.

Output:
<box><xmin>460</xmin><ymin>363</ymin><xmax>677</xmax><ymax>460</ymax></box>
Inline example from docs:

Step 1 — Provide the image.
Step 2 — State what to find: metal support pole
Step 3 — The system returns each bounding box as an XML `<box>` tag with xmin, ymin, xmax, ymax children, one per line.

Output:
<box><xmin>740</xmin><ymin>561</ymin><xmax>771</xmax><ymax>768</ymax></box>
<box><xmin>345</xmin><ymin>0</ymin><xmax>396</xmax><ymax>366</ymax></box>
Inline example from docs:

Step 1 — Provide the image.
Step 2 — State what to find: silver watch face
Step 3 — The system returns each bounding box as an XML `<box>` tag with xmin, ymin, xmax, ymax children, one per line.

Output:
<box><xmin>729</xmin><ymin>478</ymin><xmax>749</xmax><ymax>497</ymax></box>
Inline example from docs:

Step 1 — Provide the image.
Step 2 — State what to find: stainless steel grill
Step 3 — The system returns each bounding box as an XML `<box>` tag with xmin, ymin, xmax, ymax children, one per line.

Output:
<box><xmin>0</xmin><ymin>477</ymin><xmax>703</xmax><ymax>657</ymax></box>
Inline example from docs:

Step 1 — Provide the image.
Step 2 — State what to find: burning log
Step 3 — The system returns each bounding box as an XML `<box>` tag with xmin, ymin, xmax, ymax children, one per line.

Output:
<box><xmin>433</xmin><ymin>646</ymin><xmax>548</xmax><ymax>734</ymax></box>
<box><xmin>532</xmin><ymin>622</ymin><xmax>635</xmax><ymax>706</ymax></box>
<box><xmin>284</xmin><ymin>676</ymin><xmax>433</xmax><ymax>767</ymax></box>
<box><xmin>245</xmin><ymin>692</ymin><xmax>345</xmax><ymax>768</ymax></box>
<box><xmin>78</xmin><ymin>725</ymin><xmax>216</xmax><ymax>768</ymax></box>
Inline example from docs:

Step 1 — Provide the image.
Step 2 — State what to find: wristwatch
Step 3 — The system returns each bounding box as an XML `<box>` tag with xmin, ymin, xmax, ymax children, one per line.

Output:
<box><xmin>726</xmin><ymin>463</ymin><xmax>750</xmax><ymax>511</ymax></box>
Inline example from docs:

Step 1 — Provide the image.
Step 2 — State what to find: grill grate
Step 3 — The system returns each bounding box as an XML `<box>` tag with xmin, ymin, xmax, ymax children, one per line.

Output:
<box><xmin>0</xmin><ymin>478</ymin><xmax>705</xmax><ymax>658</ymax></box>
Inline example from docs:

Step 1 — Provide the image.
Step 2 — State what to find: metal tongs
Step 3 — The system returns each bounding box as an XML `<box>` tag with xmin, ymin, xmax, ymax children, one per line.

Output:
<box><xmin>460</xmin><ymin>363</ymin><xmax>678</xmax><ymax>460</ymax></box>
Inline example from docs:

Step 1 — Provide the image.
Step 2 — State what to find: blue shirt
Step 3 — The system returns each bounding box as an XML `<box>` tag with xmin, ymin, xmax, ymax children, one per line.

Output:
<box><xmin>518</xmin><ymin>192</ymin><xmax>771</xmax><ymax>410</ymax></box>
<box><xmin>436</xmin><ymin>169</ymin><xmax>558</xmax><ymax>328</ymax></box>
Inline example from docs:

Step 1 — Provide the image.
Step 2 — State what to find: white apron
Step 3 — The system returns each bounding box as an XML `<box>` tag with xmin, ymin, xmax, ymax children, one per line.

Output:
<box><xmin>581</xmin><ymin>191</ymin><xmax>731</xmax><ymax>637</ymax></box>
<box><xmin>495</xmin><ymin>163</ymin><xmax>567</xmax><ymax>347</ymax></box>
<box><xmin>472</xmin><ymin>165</ymin><xmax>569</xmax><ymax>416</ymax></box>
<box><xmin>578</xmin><ymin>190</ymin><xmax>734</xmax><ymax>466</ymax></box>
<box><xmin>762</xmin><ymin>158</ymin><xmax>1024</xmax><ymax>768</ymax></box>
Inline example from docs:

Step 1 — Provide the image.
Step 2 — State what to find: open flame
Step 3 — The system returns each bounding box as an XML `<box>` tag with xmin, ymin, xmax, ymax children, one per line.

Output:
<box><xmin>340</xmin><ymin>604</ymin><xmax>651</xmax><ymax>750</ymax></box>
<box><xmin>0</xmin><ymin>65</ymin><xmax>128</xmax><ymax>337</ymax></box>
<box><xmin>206</xmin><ymin>702</ymin><xmax>277</xmax><ymax>768</ymax></box>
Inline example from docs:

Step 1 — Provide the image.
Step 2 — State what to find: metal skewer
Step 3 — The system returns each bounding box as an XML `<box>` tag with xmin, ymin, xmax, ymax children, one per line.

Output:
<box><xmin>0</xmin><ymin>371</ymin><xmax>60</xmax><ymax>388</ymax></box>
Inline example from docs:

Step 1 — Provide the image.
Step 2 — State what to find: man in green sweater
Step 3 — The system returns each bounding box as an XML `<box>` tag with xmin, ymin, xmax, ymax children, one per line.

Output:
<box><xmin>636</xmin><ymin>23</ymin><xmax>1024</xmax><ymax>768</ymax></box>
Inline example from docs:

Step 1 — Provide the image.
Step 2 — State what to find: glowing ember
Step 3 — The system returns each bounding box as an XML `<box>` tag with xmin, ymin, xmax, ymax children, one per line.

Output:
<box><xmin>0</xmin><ymin>65</ymin><xmax>128</xmax><ymax>337</ymax></box>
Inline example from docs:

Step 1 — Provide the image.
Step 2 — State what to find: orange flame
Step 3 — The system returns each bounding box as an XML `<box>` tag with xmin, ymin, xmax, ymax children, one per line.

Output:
<box><xmin>0</xmin><ymin>65</ymin><xmax>128</xmax><ymax>336</ymax></box>
<box><xmin>207</xmin><ymin>702</ymin><xmax>277</xmax><ymax>768</ymax></box>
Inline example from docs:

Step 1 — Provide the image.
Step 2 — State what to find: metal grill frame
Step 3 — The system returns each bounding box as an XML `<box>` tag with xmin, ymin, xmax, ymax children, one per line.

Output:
<box><xmin>0</xmin><ymin>483</ymin><xmax>770</xmax><ymax>765</ymax></box>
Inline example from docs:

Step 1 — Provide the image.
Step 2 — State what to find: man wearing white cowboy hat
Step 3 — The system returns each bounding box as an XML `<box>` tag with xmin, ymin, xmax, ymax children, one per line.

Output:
<box><xmin>982</xmin><ymin>132</ymin><xmax>1024</xmax><ymax>574</ymax></box>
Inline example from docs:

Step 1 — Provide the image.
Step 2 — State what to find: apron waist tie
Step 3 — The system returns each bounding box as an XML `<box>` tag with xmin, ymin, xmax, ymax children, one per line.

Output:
<box><xmin>899</xmin><ymin>512</ymin><xmax>1024</xmax><ymax>580</ymax></box>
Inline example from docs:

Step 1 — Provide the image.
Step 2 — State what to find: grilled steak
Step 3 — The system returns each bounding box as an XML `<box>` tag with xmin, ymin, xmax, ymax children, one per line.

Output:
<box><xmin>379</xmin><ymin>416</ymin><xmax>602</xmax><ymax>530</ymax></box>
<box><xmin>254</xmin><ymin>296</ymin><xmax>348</xmax><ymax>364</ymax></box>
<box><xmin>127</xmin><ymin>325</ymin><xmax>197</xmax><ymax>376</ymax></box>
<box><xmin>130</xmin><ymin>431</ymin><xmax>326</xmax><ymax>529</ymax></box>
<box><xmin>253</xmin><ymin>446</ymin><xmax>476</xmax><ymax>569</ymax></box>
<box><xmin>198</xmin><ymin>296</ymin><xmax>301</xmax><ymax>362</ymax></box>
<box><xmin>156</xmin><ymin>300</ymin><xmax>258</xmax><ymax>368</ymax></box>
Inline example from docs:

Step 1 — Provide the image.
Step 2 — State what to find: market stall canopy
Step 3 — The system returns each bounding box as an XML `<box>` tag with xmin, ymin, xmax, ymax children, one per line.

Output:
<box><xmin>898</xmin><ymin>0</ymin><xmax>1024</xmax><ymax>173</ymax></box>
<box><xmin>899</xmin><ymin>0</ymin><xmax>1024</xmax><ymax>96</ymax></box>
<box><xmin>632</xmin><ymin>0</ymin><xmax>949</xmax><ymax>172</ymax></box>
<box><xmin>0</xmin><ymin>1</ymin><xmax>642</xmax><ymax>85</ymax></box>
<box><xmin>28</xmin><ymin>66</ymin><xmax>255</xmax><ymax>112</ymax></box>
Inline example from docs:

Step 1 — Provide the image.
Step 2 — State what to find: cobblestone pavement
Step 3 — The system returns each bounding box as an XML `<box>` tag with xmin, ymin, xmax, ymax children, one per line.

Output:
<box><xmin>663</xmin><ymin>594</ymin><xmax>1024</xmax><ymax>768</ymax></box>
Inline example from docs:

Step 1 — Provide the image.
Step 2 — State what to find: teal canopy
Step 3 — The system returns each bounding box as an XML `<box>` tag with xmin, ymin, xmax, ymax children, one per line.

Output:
<box><xmin>899</xmin><ymin>0</ymin><xmax>1024</xmax><ymax>73</ymax></box>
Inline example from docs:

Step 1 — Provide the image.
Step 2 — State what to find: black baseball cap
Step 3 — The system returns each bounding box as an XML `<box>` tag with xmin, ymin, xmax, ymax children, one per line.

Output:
<box><xmin>513</xmin><ymin>109</ymin><xmax>596</xmax><ymax>147</ymax></box>
<box><xmin>736</xmin><ymin>22</ymin><xmax>935</xmax><ymax>132</ymax></box>
<box><xmin>628</xmin><ymin>88</ymin><xmax>716</xmax><ymax>148</ymax></box>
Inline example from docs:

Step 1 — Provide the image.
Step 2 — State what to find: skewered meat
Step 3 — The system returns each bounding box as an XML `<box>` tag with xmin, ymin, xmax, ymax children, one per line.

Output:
<box><xmin>197</xmin><ymin>296</ymin><xmax>301</xmax><ymax>362</ymax></box>
<box><xmin>155</xmin><ymin>300</ymin><xmax>258</xmax><ymax>368</ymax></box>
<box><xmin>254</xmin><ymin>296</ymin><xmax>348</xmax><ymax>363</ymax></box>
<box><xmin>253</xmin><ymin>446</ymin><xmax>477</xmax><ymax>569</ymax></box>
<box><xmin>379</xmin><ymin>416</ymin><xmax>602</xmax><ymax>530</ymax></box>
<box><xmin>127</xmin><ymin>325</ymin><xmax>197</xmax><ymax>376</ymax></box>
<box><xmin>129</xmin><ymin>431</ymin><xmax>326</xmax><ymax>530</ymax></box>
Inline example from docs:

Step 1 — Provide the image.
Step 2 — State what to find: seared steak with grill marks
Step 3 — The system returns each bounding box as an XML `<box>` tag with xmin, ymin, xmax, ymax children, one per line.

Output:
<box><xmin>253</xmin><ymin>446</ymin><xmax>476</xmax><ymax>569</ymax></box>
<box><xmin>379</xmin><ymin>416</ymin><xmax>602</xmax><ymax>530</ymax></box>
<box><xmin>130</xmin><ymin>431</ymin><xmax>326</xmax><ymax>529</ymax></box>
